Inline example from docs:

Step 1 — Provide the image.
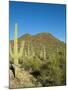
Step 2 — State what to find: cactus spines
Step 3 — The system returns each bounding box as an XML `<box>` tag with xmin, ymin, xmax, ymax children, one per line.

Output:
<box><xmin>10</xmin><ymin>23</ymin><xmax>25</xmax><ymax>77</ymax></box>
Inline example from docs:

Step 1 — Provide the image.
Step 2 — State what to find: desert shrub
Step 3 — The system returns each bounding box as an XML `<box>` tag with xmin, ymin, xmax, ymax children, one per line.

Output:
<box><xmin>21</xmin><ymin>56</ymin><xmax>42</xmax><ymax>72</ymax></box>
<box><xmin>18</xmin><ymin>48</ymin><xmax>66</xmax><ymax>87</ymax></box>
<box><xmin>39</xmin><ymin>50</ymin><xmax>66</xmax><ymax>86</ymax></box>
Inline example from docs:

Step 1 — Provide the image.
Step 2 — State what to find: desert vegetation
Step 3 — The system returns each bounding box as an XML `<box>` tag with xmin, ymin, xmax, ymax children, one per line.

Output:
<box><xmin>9</xmin><ymin>23</ymin><xmax>66</xmax><ymax>88</ymax></box>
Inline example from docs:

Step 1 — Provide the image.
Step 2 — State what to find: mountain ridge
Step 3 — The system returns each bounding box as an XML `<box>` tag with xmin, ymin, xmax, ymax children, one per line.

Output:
<box><xmin>10</xmin><ymin>32</ymin><xmax>65</xmax><ymax>52</ymax></box>
<box><xmin>10</xmin><ymin>32</ymin><xmax>65</xmax><ymax>43</ymax></box>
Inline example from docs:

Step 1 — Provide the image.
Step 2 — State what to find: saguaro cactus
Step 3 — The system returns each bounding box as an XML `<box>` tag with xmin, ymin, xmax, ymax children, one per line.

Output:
<box><xmin>24</xmin><ymin>42</ymin><xmax>35</xmax><ymax>59</ymax></box>
<box><xmin>10</xmin><ymin>23</ymin><xmax>25</xmax><ymax>77</ymax></box>
<box><xmin>40</xmin><ymin>46</ymin><xmax>46</xmax><ymax>60</ymax></box>
<box><xmin>43</xmin><ymin>46</ymin><xmax>46</xmax><ymax>60</ymax></box>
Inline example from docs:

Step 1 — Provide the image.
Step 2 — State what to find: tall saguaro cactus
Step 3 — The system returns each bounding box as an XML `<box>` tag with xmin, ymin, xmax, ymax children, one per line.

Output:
<box><xmin>10</xmin><ymin>23</ymin><xmax>25</xmax><ymax>77</ymax></box>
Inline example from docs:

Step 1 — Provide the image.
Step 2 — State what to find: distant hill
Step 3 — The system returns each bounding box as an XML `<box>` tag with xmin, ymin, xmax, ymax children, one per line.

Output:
<box><xmin>10</xmin><ymin>32</ymin><xmax>65</xmax><ymax>53</ymax></box>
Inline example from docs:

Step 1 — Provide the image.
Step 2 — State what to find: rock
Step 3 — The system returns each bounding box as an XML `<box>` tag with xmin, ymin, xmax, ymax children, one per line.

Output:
<box><xmin>9</xmin><ymin>68</ymin><xmax>40</xmax><ymax>89</ymax></box>
<box><xmin>9</xmin><ymin>70</ymin><xmax>14</xmax><ymax>79</ymax></box>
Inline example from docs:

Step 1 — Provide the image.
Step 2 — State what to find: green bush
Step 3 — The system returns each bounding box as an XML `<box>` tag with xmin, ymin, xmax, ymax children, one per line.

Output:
<box><xmin>21</xmin><ymin>56</ymin><xmax>42</xmax><ymax>72</ymax></box>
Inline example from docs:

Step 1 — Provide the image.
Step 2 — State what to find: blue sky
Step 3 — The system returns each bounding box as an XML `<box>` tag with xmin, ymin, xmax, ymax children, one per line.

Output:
<box><xmin>9</xmin><ymin>1</ymin><xmax>66</xmax><ymax>41</ymax></box>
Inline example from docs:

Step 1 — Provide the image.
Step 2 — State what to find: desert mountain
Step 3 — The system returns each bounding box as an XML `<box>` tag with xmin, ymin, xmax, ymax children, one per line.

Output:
<box><xmin>10</xmin><ymin>32</ymin><xmax>65</xmax><ymax>53</ymax></box>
